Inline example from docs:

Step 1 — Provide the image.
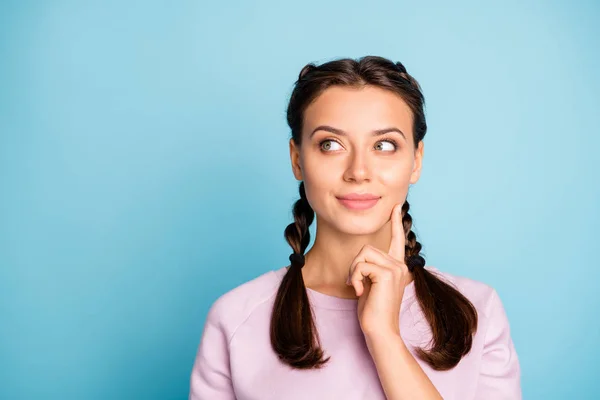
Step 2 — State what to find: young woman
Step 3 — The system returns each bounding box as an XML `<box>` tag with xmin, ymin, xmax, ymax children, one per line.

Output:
<box><xmin>189</xmin><ymin>56</ymin><xmax>521</xmax><ymax>400</ymax></box>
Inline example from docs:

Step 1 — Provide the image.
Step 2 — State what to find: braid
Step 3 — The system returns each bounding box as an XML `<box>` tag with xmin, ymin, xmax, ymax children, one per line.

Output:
<box><xmin>402</xmin><ymin>200</ymin><xmax>478</xmax><ymax>370</ymax></box>
<box><xmin>401</xmin><ymin>200</ymin><xmax>426</xmax><ymax>272</ymax></box>
<box><xmin>271</xmin><ymin>181</ymin><xmax>329</xmax><ymax>369</ymax></box>
<box><xmin>284</xmin><ymin>181</ymin><xmax>314</xmax><ymax>257</ymax></box>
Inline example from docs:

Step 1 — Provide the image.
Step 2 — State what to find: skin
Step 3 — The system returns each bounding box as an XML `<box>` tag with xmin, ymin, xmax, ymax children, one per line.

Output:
<box><xmin>289</xmin><ymin>85</ymin><xmax>441</xmax><ymax>399</ymax></box>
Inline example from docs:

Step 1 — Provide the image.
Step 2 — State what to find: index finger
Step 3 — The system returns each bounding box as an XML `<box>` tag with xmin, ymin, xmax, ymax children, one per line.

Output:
<box><xmin>387</xmin><ymin>203</ymin><xmax>406</xmax><ymax>262</ymax></box>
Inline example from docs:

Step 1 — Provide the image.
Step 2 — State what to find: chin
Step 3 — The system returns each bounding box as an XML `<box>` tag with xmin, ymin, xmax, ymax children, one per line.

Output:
<box><xmin>329</xmin><ymin>214</ymin><xmax>387</xmax><ymax>236</ymax></box>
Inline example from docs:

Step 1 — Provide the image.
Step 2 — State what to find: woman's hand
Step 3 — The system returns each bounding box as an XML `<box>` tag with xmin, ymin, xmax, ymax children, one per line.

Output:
<box><xmin>346</xmin><ymin>203</ymin><xmax>444</xmax><ymax>400</ymax></box>
<box><xmin>346</xmin><ymin>203</ymin><xmax>412</xmax><ymax>338</ymax></box>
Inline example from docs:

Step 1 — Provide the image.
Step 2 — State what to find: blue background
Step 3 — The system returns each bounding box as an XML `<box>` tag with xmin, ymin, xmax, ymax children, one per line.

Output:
<box><xmin>1</xmin><ymin>1</ymin><xmax>598</xmax><ymax>399</ymax></box>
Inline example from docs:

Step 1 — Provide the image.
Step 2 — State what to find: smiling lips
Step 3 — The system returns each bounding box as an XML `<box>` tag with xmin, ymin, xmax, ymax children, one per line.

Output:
<box><xmin>336</xmin><ymin>193</ymin><xmax>381</xmax><ymax>210</ymax></box>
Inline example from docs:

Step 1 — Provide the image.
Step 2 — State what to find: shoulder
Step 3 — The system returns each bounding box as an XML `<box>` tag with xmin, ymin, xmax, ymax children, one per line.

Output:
<box><xmin>425</xmin><ymin>266</ymin><xmax>501</xmax><ymax>319</ymax></box>
<box><xmin>204</xmin><ymin>266</ymin><xmax>286</xmax><ymax>341</ymax></box>
<box><xmin>425</xmin><ymin>268</ymin><xmax>521</xmax><ymax>394</ymax></box>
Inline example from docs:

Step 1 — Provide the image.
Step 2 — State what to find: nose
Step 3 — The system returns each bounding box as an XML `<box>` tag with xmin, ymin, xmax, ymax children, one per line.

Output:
<box><xmin>343</xmin><ymin>150</ymin><xmax>371</xmax><ymax>182</ymax></box>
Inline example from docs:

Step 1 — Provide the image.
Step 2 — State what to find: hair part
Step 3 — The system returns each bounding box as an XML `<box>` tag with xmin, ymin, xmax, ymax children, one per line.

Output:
<box><xmin>270</xmin><ymin>55</ymin><xmax>478</xmax><ymax>371</ymax></box>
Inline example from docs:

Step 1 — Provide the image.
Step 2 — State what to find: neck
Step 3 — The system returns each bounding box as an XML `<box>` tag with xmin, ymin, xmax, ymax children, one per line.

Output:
<box><xmin>302</xmin><ymin>215</ymin><xmax>394</xmax><ymax>296</ymax></box>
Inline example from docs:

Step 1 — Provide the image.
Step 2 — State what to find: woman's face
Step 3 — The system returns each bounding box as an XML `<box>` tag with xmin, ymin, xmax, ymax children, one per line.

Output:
<box><xmin>290</xmin><ymin>85</ymin><xmax>424</xmax><ymax>235</ymax></box>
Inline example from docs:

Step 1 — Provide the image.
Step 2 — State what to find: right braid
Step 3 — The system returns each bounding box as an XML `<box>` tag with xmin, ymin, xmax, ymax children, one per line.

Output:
<box><xmin>270</xmin><ymin>181</ymin><xmax>330</xmax><ymax>369</ymax></box>
<box><xmin>284</xmin><ymin>182</ymin><xmax>314</xmax><ymax>255</ymax></box>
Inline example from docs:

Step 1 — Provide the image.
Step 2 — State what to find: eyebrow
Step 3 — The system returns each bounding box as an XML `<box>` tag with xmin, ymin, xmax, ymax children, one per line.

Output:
<box><xmin>309</xmin><ymin>125</ymin><xmax>407</xmax><ymax>141</ymax></box>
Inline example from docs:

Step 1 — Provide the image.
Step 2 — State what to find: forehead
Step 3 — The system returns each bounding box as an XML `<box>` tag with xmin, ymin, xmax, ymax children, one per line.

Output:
<box><xmin>303</xmin><ymin>85</ymin><xmax>414</xmax><ymax>137</ymax></box>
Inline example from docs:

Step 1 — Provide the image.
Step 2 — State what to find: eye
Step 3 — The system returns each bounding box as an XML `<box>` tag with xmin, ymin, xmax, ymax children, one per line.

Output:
<box><xmin>375</xmin><ymin>139</ymin><xmax>398</xmax><ymax>152</ymax></box>
<box><xmin>319</xmin><ymin>139</ymin><xmax>343</xmax><ymax>152</ymax></box>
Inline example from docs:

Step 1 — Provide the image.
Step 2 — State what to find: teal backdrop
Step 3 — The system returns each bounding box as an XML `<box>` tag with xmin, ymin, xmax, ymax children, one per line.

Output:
<box><xmin>1</xmin><ymin>1</ymin><xmax>598</xmax><ymax>399</ymax></box>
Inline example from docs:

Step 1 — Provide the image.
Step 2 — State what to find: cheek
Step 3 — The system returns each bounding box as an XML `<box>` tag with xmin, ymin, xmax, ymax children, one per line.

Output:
<box><xmin>378</xmin><ymin>162</ymin><xmax>413</xmax><ymax>187</ymax></box>
<box><xmin>302</xmin><ymin>170</ymin><xmax>334</xmax><ymax>204</ymax></box>
<box><xmin>302</xmin><ymin>154</ymin><xmax>339</xmax><ymax>187</ymax></box>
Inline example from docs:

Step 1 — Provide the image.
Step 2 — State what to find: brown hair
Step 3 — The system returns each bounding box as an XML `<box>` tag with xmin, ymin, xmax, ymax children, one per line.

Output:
<box><xmin>270</xmin><ymin>55</ymin><xmax>478</xmax><ymax>371</ymax></box>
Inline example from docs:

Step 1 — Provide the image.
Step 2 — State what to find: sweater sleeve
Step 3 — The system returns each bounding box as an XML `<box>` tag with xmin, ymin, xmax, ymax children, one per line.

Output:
<box><xmin>474</xmin><ymin>289</ymin><xmax>522</xmax><ymax>399</ymax></box>
<box><xmin>189</xmin><ymin>299</ymin><xmax>236</xmax><ymax>400</ymax></box>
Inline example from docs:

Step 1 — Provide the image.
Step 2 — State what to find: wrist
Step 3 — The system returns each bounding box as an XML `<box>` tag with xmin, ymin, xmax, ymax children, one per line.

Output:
<box><xmin>365</xmin><ymin>332</ymin><xmax>416</xmax><ymax>369</ymax></box>
<box><xmin>365</xmin><ymin>329</ymin><xmax>404</xmax><ymax>347</ymax></box>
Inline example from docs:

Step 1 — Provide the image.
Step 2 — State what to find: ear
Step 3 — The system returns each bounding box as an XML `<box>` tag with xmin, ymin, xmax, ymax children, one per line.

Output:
<box><xmin>409</xmin><ymin>141</ymin><xmax>424</xmax><ymax>184</ymax></box>
<box><xmin>289</xmin><ymin>138</ymin><xmax>303</xmax><ymax>181</ymax></box>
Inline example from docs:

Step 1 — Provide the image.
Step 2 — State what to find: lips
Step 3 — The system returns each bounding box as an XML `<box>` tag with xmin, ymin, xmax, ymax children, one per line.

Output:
<box><xmin>337</xmin><ymin>193</ymin><xmax>380</xmax><ymax>201</ymax></box>
<box><xmin>336</xmin><ymin>193</ymin><xmax>381</xmax><ymax>210</ymax></box>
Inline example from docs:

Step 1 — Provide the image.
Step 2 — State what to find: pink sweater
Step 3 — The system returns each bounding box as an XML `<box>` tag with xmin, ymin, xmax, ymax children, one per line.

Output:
<box><xmin>189</xmin><ymin>266</ymin><xmax>521</xmax><ymax>400</ymax></box>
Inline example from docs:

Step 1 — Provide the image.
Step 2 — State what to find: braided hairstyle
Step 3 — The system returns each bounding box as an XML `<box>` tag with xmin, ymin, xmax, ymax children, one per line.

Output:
<box><xmin>270</xmin><ymin>56</ymin><xmax>478</xmax><ymax>371</ymax></box>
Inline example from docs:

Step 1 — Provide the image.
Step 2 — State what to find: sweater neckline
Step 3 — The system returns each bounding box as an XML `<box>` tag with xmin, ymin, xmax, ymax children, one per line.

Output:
<box><xmin>271</xmin><ymin>265</ymin><xmax>425</xmax><ymax>311</ymax></box>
